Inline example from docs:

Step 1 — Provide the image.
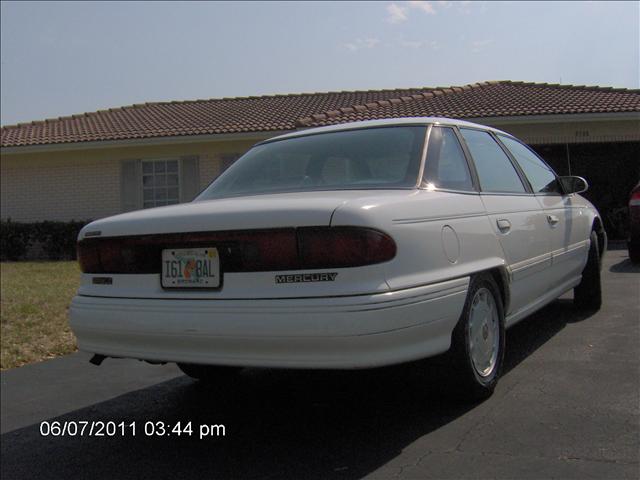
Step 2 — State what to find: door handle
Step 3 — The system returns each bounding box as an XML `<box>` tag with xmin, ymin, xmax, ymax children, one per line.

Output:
<box><xmin>547</xmin><ymin>214</ymin><xmax>560</xmax><ymax>226</ymax></box>
<box><xmin>496</xmin><ymin>219</ymin><xmax>511</xmax><ymax>233</ymax></box>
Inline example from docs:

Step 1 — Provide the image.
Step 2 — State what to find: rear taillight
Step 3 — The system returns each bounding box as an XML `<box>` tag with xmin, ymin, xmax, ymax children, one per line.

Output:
<box><xmin>77</xmin><ymin>242</ymin><xmax>101</xmax><ymax>273</ymax></box>
<box><xmin>298</xmin><ymin>227</ymin><xmax>396</xmax><ymax>269</ymax></box>
<box><xmin>77</xmin><ymin>227</ymin><xmax>396</xmax><ymax>274</ymax></box>
<box><xmin>630</xmin><ymin>190</ymin><xmax>640</xmax><ymax>207</ymax></box>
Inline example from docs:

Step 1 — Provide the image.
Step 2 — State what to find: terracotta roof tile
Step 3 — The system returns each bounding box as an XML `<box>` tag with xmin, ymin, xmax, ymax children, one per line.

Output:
<box><xmin>2</xmin><ymin>81</ymin><xmax>638</xmax><ymax>148</ymax></box>
<box><xmin>301</xmin><ymin>81</ymin><xmax>640</xmax><ymax>127</ymax></box>
<box><xmin>2</xmin><ymin>86</ymin><xmax>438</xmax><ymax>148</ymax></box>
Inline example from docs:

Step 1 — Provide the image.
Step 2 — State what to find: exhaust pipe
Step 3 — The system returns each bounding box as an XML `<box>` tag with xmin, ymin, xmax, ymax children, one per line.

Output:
<box><xmin>89</xmin><ymin>354</ymin><xmax>107</xmax><ymax>366</ymax></box>
<box><xmin>89</xmin><ymin>354</ymin><xmax>163</xmax><ymax>366</ymax></box>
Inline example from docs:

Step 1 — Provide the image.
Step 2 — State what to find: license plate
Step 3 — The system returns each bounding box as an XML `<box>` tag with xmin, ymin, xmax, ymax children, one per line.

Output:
<box><xmin>161</xmin><ymin>248</ymin><xmax>220</xmax><ymax>288</ymax></box>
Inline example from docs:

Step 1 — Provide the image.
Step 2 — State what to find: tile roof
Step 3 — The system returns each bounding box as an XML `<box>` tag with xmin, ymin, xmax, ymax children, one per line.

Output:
<box><xmin>297</xmin><ymin>81</ymin><xmax>640</xmax><ymax>127</ymax></box>
<box><xmin>0</xmin><ymin>88</ymin><xmax>433</xmax><ymax>148</ymax></box>
<box><xmin>2</xmin><ymin>81</ymin><xmax>639</xmax><ymax>148</ymax></box>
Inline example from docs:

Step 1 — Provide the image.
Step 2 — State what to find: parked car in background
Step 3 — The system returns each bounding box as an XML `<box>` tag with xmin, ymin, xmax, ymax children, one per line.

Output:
<box><xmin>629</xmin><ymin>182</ymin><xmax>640</xmax><ymax>263</ymax></box>
<box><xmin>70</xmin><ymin>118</ymin><xmax>606</xmax><ymax>399</ymax></box>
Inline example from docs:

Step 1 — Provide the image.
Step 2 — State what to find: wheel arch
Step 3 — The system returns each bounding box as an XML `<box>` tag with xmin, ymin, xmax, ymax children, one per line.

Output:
<box><xmin>481</xmin><ymin>266</ymin><xmax>510</xmax><ymax>315</ymax></box>
<box><xmin>592</xmin><ymin>215</ymin><xmax>607</xmax><ymax>256</ymax></box>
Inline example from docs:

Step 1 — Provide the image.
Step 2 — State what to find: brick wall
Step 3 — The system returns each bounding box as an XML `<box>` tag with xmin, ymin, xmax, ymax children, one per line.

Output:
<box><xmin>1</xmin><ymin>138</ymin><xmax>257</xmax><ymax>222</ymax></box>
<box><xmin>0</xmin><ymin>155</ymin><xmax>120</xmax><ymax>222</ymax></box>
<box><xmin>199</xmin><ymin>153</ymin><xmax>223</xmax><ymax>191</ymax></box>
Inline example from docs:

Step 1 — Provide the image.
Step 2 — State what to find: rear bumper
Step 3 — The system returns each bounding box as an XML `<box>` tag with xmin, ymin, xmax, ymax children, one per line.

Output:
<box><xmin>69</xmin><ymin>277</ymin><xmax>468</xmax><ymax>369</ymax></box>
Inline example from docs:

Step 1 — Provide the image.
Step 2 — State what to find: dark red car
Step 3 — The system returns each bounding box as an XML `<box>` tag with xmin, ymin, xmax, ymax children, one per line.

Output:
<box><xmin>629</xmin><ymin>182</ymin><xmax>640</xmax><ymax>263</ymax></box>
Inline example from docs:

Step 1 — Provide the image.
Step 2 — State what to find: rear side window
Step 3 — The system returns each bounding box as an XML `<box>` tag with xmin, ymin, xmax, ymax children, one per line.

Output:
<box><xmin>498</xmin><ymin>135</ymin><xmax>561</xmax><ymax>194</ymax></box>
<box><xmin>460</xmin><ymin>128</ymin><xmax>526</xmax><ymax>194</ymax></box>
<box><xmin>424</xmin><ymin>127</ymin><xmax>474</xmax><ymax>191</ymax></box>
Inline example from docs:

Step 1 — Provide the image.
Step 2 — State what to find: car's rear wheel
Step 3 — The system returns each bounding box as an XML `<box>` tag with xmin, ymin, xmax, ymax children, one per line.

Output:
<box><xmin>574</xmin><ymin>230</ymin><xmax>602</xmax><ymax>311</ymax></box>
<box><xmin>448</xmin><ymin>273</ymin><xmax>505</xmax><ymax>400</ymax></box>
<box><xmin>177</xmin><ymin>363</ymin><xmax>242</xmax><ymax>382</ymax></box>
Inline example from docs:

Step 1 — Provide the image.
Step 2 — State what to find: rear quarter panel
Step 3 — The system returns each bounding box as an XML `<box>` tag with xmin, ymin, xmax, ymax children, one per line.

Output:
<box><xmin>331</xmin><ymin>190</ymin><xmax>505</xmax><ymax>290</ymax></box>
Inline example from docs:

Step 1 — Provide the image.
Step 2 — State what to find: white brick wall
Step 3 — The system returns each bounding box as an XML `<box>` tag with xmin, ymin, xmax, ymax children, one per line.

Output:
<box><xmin>199</xmin><ymin>154</ymin><xmax>222</xmax><ymax>191</ymax></box>
<box><xmin>1</xmin><ymin>138</ymin><xmax>256</xmax><ymax>222</ymax></box>
<box><xmin>1</xmin><ymin>155</ymin><xmax>121</xmax><ymax>222</ymax></box>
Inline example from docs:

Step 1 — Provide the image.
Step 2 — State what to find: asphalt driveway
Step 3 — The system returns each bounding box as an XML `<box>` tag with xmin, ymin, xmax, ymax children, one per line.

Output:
<box><xmin>1</xmin><ymin>249</ymin><xmax>638</xmax><ymax>479</ymax></box>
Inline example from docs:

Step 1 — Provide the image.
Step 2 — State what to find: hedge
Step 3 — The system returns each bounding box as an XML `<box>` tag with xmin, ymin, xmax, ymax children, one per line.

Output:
<box><xmin>0</xmin><ymin>219</ymin><xmax>91</xmax><ymax>261</ymax></box>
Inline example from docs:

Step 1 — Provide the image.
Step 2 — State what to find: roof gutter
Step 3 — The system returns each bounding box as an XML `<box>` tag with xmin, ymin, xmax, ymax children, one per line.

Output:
<box><xmin>0</xmin><ymin>129</ymin><xmax>292</xmax><ymax>155</ymax></box>
<box><xmin>468</xmin><ymin>111</ymin><xmax>640</xmax><ymax>126</ymax></box>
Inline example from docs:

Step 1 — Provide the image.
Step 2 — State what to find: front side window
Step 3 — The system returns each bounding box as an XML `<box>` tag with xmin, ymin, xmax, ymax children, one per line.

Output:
<box><xmin>459</xmin><ymin>128</ymin><xmax>526</xmax><ymax>194</ymax></box>
<box><xmin>498</xmin><ymin>135</ymin><xmax>560</xmax><ymax>194</ymax></box>
<box><xmin>423</xmin><ymin>126</ymin><xmax>474</xmax><ymax>191</ymax></box>
<box><xmin>142</xmin><ymin>159</ymin><xmax>180</xmax><ymax>208</ymax></box>
<box><xmin>196</xmin><ymin>126</ymin><xmax>426</xmax><ymax>200</ymax></box>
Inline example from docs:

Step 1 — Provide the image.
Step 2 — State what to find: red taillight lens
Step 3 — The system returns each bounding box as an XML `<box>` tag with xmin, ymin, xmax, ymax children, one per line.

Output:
<box><xmin>630</xmin><ymin>190</ymin><xmax>640</xmax><ymax>207</ymax></box>
<box><xmin>77</xmin><ymin>227</ymin><xmax>395</xmax><ymax>274</ymax></box>
<box><xmin>77</xmin><ymin>229</ymin><xmax>299</xmax><ymax>274</ymax></box>
<box><xmin>298</xmin><ymin>227</ymin><xmax>396</xmax><ymax>268</ymax></box>
<box><xmin>77</xmin><ymin>242</ymin><xmax>101</xmax><ymax>273</ymax></box>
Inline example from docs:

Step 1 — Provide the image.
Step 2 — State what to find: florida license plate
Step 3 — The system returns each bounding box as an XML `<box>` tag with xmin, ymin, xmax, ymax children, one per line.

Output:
<box><xmin>161</xmin><ymin>247</ymin><xmax>220</xmax><ymax>288</ymax></box>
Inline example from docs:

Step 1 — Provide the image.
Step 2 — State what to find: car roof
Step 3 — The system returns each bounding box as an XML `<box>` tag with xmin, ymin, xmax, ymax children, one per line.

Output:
<box><xmin>264</xmin><ymin>117</ymin><xmax>512</xmax><ymax>143</ymax></box>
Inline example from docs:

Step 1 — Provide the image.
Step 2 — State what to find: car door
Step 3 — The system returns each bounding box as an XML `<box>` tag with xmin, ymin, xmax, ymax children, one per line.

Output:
<box><xmin>497</xmin><ymin>134</ymin><xmax>590</xmax><ymax>286</ymax></box>
<box><xmin>458</xmin><ymin>127</ymin><xmax>551</xmax><ymax>320</ymax></box>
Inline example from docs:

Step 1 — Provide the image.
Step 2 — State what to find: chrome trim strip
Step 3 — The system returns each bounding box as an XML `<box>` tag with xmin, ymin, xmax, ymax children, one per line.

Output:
<box><xmin>418</xmin><ymin>187</ymin><xmax>480</xmax><ymax>195</ymax></box>
<box><xmin>392</xmin><ymin>212</ymin><xmax>486</xmax><ymax>224</ymax></box>
<box><xmin>510</xmin><ymin>252</ymin><xmax>552</xmax><ymax>274</ymax></box>
<box><xmin>551</xmin><ymin>240</ymin><xmax>588</xmax><ymax>262</ymax></box>
<box><xmin>482</xmin><ymin>208</ymin><xmax>542</xmax><ymax>215</ymax></box>
<box><xmin>508</xmin><ymin>240</ymin><xmax>588</xmax><ymax>280</ymax></box>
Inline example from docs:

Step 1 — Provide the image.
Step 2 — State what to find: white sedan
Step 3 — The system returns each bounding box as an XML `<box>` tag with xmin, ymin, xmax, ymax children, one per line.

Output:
<box><xmin>70</xmin><ymin>117</ymin><xmax>606</xmax><ymax>398</ymax></box>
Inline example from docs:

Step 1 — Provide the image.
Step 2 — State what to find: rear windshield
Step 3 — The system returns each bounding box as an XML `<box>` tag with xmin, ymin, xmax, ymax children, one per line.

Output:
<box><xmin>196</xmin><ymin>126</ymin><xmax>426</xmax><ymax>200</ymax></box>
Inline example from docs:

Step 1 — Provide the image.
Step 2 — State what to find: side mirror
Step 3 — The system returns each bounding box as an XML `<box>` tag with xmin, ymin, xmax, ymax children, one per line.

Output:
<box><xmin>559</xmin><ymin>176</ymin><xmax>588</xmax><ymax>195</ymax></box>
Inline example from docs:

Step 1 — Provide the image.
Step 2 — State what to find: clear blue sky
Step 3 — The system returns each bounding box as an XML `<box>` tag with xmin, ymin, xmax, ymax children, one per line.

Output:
<box><xmin>1</xmin><ymin>1</ymin><xmax>638</xmax><ymax>126</ymax></box>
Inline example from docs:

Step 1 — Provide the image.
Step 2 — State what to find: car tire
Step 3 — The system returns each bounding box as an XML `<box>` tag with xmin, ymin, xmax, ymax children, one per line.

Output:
<box><xmin>177</xmin><ymin>363</ymin><xmax>242</xmax><ymax>382</ymax></box>
<box><xmin>574</xmin><ymin>230</ymin><xmax>602</xmax><ymax>311</ymax></box>
<box><xmin>629</xmin><ymin>241</ymin><xmax>640</xmax><ymax>264</ymax></box>
<box><xmin>448</xmin><ymin>273</ymin><xmax>505</xmax><ymax>401</ymax></box>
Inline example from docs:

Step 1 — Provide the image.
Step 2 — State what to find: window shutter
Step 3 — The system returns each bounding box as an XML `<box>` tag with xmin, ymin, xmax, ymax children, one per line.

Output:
<box><xmin>120</xmin><ymin>159</ymin><xmax>142</xmax><ymax>212</ymax></box>
<box><xmin>180</xmin><ymin>156</ymin><xmax>200</xmax><ymax>202</ymax></box>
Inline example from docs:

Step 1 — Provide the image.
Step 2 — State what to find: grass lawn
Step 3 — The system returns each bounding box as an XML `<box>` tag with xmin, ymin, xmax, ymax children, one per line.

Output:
<box><xmin>1</xmin><ymin>261</ymin><xmax>79</xmax><ymax>370</ymax></box>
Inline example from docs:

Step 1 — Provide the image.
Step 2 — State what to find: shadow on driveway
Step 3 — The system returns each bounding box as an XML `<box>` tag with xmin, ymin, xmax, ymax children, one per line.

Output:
<box><xmin>609</xmin><ymin>257</ymin><xmax>640</xmax><ymax>273</ymax></box>
<box><xmin>0</xmin><ymin>296</ymin><xmax>597</xmax><ymax>480</ymax></box>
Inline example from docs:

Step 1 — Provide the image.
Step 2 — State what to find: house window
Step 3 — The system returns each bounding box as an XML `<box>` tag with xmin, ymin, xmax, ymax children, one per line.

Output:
<box><xmin>142</xmin><ymin>159</ymin><xmax>180</xmax><ymax>208</ymax></box>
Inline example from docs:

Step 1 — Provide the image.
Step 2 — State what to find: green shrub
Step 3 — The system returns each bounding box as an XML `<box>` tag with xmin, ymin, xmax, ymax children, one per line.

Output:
<box><xmin>0</xmin><ymin>220</ymin><xmax>32</xmax><ymax>261</ymax></box>
<box><xmin>0</xmin><ymin>220</ymin><xmax>90</xmax><ymax>261</ymax></box>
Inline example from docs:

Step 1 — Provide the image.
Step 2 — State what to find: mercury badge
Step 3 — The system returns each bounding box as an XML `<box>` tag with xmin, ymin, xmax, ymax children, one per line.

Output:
<box><xmin>275</xmin><ymin>272</ymin><xmax>338</xmax><ymax>284</ymax></box>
